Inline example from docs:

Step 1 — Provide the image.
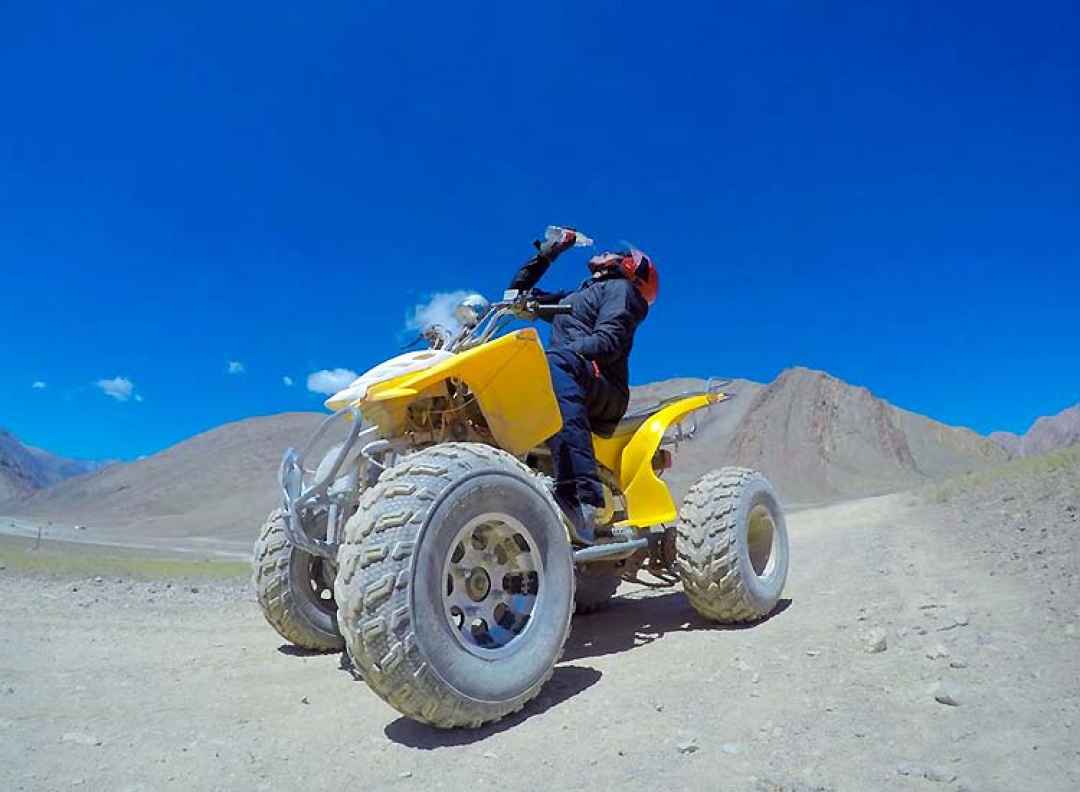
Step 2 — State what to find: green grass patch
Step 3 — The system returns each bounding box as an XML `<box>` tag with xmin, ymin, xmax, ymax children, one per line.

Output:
<box><xmin>0</xmin><ymin>534</ymin><xmax>250</xmax><ymax>581</ymax></box>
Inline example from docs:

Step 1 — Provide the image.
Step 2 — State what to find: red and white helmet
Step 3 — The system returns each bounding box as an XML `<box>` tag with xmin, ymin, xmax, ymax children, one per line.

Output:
<box><xmin>588</xmin><ymin>248</ymin><xmax>659</xmax><ymax>305</ymax></box>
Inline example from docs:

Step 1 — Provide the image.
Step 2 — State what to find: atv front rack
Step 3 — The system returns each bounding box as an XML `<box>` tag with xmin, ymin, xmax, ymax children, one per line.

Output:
<box><xmin>279</xmin><ymin>407</ymin><xmax>388</xmax><ymax>562</ymax></box>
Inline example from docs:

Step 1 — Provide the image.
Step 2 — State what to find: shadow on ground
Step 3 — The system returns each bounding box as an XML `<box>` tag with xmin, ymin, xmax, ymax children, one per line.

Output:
<box><xmin>348</xmin><ymin>591</ymin><xmax>789</xmax><ymax>746</ymax></box>
<box><xmin>562</xmin><ymin>590</ymin><xmax>793</xmax><ymax>662</ymax></box>
<box><xmin>276</xmin><ymin>644</ymin><xmax>340</xmax><ymax>658</ymax></box>
<box><xmin>383</xmin><ymin>664</ymin><xmax>602</xmax><ymax>749</ymax></box>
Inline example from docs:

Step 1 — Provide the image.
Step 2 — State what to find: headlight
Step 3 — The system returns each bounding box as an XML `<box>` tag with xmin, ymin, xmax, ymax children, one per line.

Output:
<box><xmin>454</xmin><ymin>293</ymin><xmax>490</xmax><ymax>328</ymax></box>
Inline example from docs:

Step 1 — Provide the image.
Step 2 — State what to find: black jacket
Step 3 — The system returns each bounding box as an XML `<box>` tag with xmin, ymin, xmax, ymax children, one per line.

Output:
<box><xmin>509</xmin><ymin>256</ymin><xmax>649</xmax><ymax>432</ymax></box>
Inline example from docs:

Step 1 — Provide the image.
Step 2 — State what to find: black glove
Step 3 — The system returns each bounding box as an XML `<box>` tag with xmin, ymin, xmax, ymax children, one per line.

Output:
<box><xmin>507</xmin><ymin>229</ymin><xmax>578</xmax><ymax>293</ymax></box>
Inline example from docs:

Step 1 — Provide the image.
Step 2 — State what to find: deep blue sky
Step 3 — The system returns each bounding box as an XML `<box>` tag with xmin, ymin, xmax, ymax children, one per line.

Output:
<box><xmin>2</xmin><ymin>1</ymin><xmax>1077</xmax><ymax>460</ymax></box>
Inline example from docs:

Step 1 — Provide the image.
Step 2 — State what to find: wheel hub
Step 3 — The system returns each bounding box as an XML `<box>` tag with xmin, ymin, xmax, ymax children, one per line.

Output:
<box><xmin>442</xmin><ymin>512</ymin><xmax>544</xmax><ymax>658</ymax></box>
<box><xmin>465</xmin><ymin>567</ymin><xmax>491</xmax><ymax>601</ymax></box>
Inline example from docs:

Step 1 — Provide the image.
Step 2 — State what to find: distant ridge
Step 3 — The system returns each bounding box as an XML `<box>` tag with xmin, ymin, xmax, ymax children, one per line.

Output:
<box><xmin>990</xmin><ymin>402</ymin><xmax>1080</xmax><ymax>458</ymax></box>
<box><xmin>0</xmin><ymin>429</ymin><xmax>109</xmax><ymax>501</ymax></box>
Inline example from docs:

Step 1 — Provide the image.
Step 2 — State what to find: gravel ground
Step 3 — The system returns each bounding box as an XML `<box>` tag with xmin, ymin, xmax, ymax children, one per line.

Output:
<box><xmin>2</xmin><ymin>459</ymin><xmax>1078</xmax><ymax>792</ymax></box>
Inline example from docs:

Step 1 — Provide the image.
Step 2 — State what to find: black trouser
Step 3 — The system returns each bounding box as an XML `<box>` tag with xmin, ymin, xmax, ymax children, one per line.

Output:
<box><xmin>545</xmin><ymin>348</ymin><xmax>627</xmax><ymax>508</ymax></box>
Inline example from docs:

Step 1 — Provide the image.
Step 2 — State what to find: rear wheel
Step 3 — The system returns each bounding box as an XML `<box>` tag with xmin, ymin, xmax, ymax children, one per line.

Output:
<box><xmin>677</xmin><ymin>467</ymin><xmax>789</xmax><ymax>622</ymax></box>
<box><xmin>252</xmin><ymin>509</ymin><xmax>343</xmax><ymax>651</ymax></box>
<box><xmin>335</xmin><ymin>443</ymin><xmax>574</xmax><ymax>729</ymax></box>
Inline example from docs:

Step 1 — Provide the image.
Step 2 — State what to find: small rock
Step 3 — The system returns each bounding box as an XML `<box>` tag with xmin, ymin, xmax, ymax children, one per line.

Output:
<box><xmin>897</xmin><ymin>762</ymin><xmax>921</xmax><ymax>777</ymax></box>
<box><xmin>677</xmin><ymin>738</ymin><xmax>699</xmax><ymax>755</ymax></box>
<box><xmin>751</xmin><ymin>672</ymin><xmax>761</xmax><ymax>684</ymax></box>
<box><xmin>926</xmin><ymin>644</ymin><xmax>950</xmax><ymax>660</ymax></box>
<box><xmin>654</xmin><ymin>703</ymin><xmax>664</xmax><ymax>713</ymax></box>
<box><xmin>190</xmin><ymin>586</ymin><xmax>199</xmax><ymax>594</ymax></box>
<box><xmin>300</xmin><ymin>697</ymin><xmax>310</xmax><ymax>705</ymax></box>
<box><xmin>863</xmin><ymin>628</ymin><xmax>888</xmax><ymax>654</ymax></box>
<box><xmin>940</xmin><ymin>612</ymin><xmax>970</xmax><ymax>631</ymax></box>
<box><xmin>482</xmin><ymin>752</ymin><xmax>498</xmax><ymax>760</ymax></box>
<box><xmin>924</xmin><ymin>766</ymin><xmax>957</xmax><ymax>783</ymax></box>
<box><xmin>932</xmin><ymin>683</ymin><xmax>961</xmax><ymax>707</ymax></box>
<box><xmin>949</xmin><ymin>659</ymin><xmax>968</xmax><ymax>669</ymax></box>
<box><xmin>61</xmin><ymin>732</ymin><xmax>102</xmax><ymax>747</ymax></box>
<box><xmin>93</xmin><ymin>576</ymin><xmax>103</xmax><ymax>584</ymax></box>
<box><xmin>805</xmin><ymin>650</ymin><xmax>820</xmax><ymax>658</ymax></box>
<box><xmin>398</xmin><ymin>771</ymin><xmax>412</xmax><ymax>779</ymax></box>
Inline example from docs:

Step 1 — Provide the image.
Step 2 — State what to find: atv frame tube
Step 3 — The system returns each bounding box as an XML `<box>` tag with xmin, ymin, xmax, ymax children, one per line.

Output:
<box><xmin>279</xmin><ymin>407</ymin><xmax>386</xmax><ymax>562</ymax></box>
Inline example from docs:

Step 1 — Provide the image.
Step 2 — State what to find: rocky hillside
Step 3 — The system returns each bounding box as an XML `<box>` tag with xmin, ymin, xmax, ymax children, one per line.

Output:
<box><xmin>0</xmin><ymin>429</ymin><xmax>107</xmax><ymax>501</ymax></box>
<box><xmin>990</xmin><ymin>401</ymin><xmax>1080</xmax><ymax>458</ymax></box>
<box><xmin>641</xmin><ymin>368</ymin><xmax>1008</xmax><ymax>505</ymax></box>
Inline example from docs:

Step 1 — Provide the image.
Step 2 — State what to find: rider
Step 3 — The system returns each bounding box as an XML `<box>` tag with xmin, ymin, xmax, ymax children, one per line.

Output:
<box><xmin>507</xmin><ymin>230</ymin><xmax>660</xmax><ymax>543</ymax></box>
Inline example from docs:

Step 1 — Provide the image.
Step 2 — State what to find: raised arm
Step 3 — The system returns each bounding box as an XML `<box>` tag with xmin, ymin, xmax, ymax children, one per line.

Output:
<box><xmin>506</xmin><ymin>229</ymin><xmax>579</xmax><ymax>294</ymax></box>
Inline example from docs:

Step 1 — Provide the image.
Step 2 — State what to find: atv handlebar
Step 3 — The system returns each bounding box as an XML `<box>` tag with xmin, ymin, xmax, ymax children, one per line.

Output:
<box><xmin>530</xmin><ymin>303</ymin><xmax>573</xmax><ymax>319</ymax></box>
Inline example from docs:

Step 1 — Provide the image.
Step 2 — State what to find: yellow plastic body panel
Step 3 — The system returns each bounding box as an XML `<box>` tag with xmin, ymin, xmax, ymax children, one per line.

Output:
<box><xmin>341</xmin><ymin>329</ymin><xmax>562</xmax><ymax>457</ymax></box>
<box><xmin>593</xmin><ymin>392</ymin><xmax>728</xmax><ymax>528</ymax></box>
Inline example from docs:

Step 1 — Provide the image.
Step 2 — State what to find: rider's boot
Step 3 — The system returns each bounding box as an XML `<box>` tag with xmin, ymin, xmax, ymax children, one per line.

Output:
<box><xmin>555</xmin><ymin>493</ymin><xmax>600</xmax><ymax>545</ymax></box>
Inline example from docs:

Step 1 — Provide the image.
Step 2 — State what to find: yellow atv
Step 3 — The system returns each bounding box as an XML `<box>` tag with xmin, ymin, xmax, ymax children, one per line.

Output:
<box><xmin>252</xmin><ymin>258</ymin><xmax>789</xmax><ymax>729</ymax></box>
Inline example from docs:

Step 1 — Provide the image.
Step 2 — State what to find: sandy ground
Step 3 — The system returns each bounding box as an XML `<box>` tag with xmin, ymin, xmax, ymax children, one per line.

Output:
<box><xmin>2</xmin><ymin>490</ymin><xmax>1078</xmax><ymax>792</ymax></box>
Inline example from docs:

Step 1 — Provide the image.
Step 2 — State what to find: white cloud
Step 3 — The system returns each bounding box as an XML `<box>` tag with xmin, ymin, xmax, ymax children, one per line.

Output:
<box><xmin>283</xmin><ymin>376</ymin><xmax>294</xmax><ymax>387</ymax></box>
<box><xmin>406</xmin><ymin>290</ymin><xmax>478</xmax><ymax>335</ymax></box>
<box><xmin>227</xmin><ymin>360</ymin><xmax>245</xmax><ymax>375</ymax></box>
<box><xmin>135</xmin><ymin>394</ymin><xmax>144</xmax><ymax>402</ymax></box>
<box><xmin>31</xmin><ymin>381</ymin><xmax>47</xmax><ymax>389</ymax></box>
<box><xmin>96</xmin><ymin>376</ymin><xmax>135</xmax><ymax>402</ymax></box>
<box><xmin>307</xmin><ymin>368</ymin><xmax>358</xmax><ymax>395</ymax></box>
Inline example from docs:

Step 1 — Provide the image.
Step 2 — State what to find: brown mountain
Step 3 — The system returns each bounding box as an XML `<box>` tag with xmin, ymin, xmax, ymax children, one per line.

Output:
<box><xmin>0</xmin><ymin>413</ymin><xmax>323</xmax><ymax>550</ymax></box>
<box><xmin>712</xmin><ymin>368</ymin><xmax>1007</xmax><ymax>504</ymax></box>
<box><xmin>639</xmin><ymin>368</ymin><xmax>1008</xmax><ymax>505</ymax></box>
<box><xmin>990</xmin><ymin>402</ymin><xmax>1080</xmax><ymax>458</ymax></box>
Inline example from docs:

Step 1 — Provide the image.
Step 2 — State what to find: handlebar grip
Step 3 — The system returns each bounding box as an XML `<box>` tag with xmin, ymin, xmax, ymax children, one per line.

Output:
<box><xmin>534</xmin><ymin>303</ymin><xmax>573</xmax><ymax>318</ymax></box>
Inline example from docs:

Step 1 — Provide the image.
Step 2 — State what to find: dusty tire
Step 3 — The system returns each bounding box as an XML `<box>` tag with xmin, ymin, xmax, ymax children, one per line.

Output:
<box><xmin>676</xmin><ymin>467</ymin><xmax>789</xmax><ymax>623</ymax></box>
<box><xmin>252</xmin><ymin>509</ymin><xmax>343</xmax><ymax>652</ymax></box>
<box><xmin>574</xmin><ymin>568</ymin><xmax>620</xmax><ymax>614</ymax></box>
<box><xmin>335</xmin><ymin>443</ymin><xmax>574</xmax><ymax>729</ymax></box>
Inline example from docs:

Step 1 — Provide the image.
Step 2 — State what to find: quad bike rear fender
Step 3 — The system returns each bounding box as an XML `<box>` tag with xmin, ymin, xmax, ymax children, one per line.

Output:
<box><xmin>594</xmin><ymin>391</ymin><xmax>728</xmax><ymax>528</ymax></box>
<box><xmin>333</xmin><ymin>328</ymin><xmax>562</xmax><ymax>457</ymax></box>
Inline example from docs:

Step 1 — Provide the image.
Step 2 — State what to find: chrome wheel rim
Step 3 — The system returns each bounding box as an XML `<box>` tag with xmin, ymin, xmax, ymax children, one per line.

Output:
<box><xmin>441</xmin><ymin>512</ymin><xmax>543</xmax><ymax>659</ymax></box>
<box><xmin>747</xmin><ymin>504</ymin><xmax>777</xmax><ymax>577</ymax></box>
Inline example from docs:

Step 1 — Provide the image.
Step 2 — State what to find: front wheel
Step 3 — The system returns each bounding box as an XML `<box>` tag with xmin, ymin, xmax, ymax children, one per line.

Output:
<box><xmin>676</xmin><ymin>467</ymin><xmax>789</xmax><ymax>622</ymax></box>
<box><xmin>335</xmin><ymin>443</ymin><xmax>574</xmax><ymax>729</ymax></box>
<box><xmin>252</xmin><ymin>509</ymin><xmax>343</xmax><ymax>651</ymax></box>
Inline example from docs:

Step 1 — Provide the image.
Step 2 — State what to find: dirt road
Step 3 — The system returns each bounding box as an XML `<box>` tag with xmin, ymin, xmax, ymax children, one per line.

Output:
<box><xmin>2</xmin><ymin>491</ymin><xmax>1077</xmax><ymax>791</ymax></box>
